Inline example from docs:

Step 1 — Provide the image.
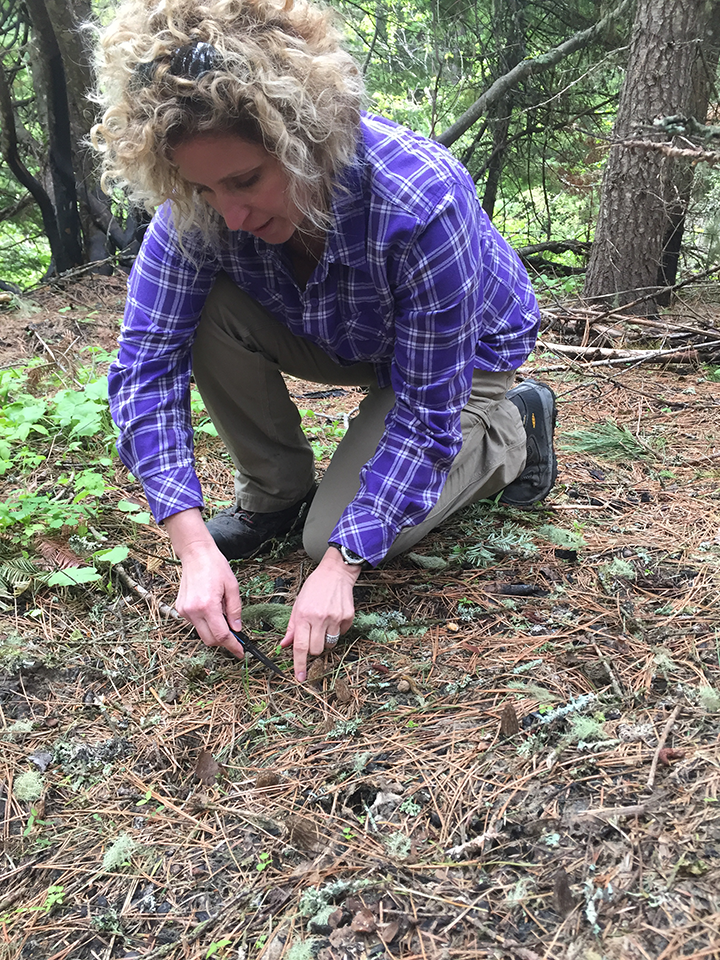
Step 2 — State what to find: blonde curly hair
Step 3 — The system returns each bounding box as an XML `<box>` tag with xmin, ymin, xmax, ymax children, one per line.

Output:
<box><xmin>91</xmin><ymin>0</ymin><xmax>364</xmax><ymax>233</ymax></box>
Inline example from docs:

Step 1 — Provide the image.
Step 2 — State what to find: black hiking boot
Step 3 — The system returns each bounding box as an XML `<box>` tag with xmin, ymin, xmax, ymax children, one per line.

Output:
<box><xmin>206</xmin><ymin>486</ymin><xmax>316</xmax><ymax>560</ymax></box>
<box><xmin>500</xmin><ymin>379</ymin><xmax>557</xmax><ymax>507</ymax></box>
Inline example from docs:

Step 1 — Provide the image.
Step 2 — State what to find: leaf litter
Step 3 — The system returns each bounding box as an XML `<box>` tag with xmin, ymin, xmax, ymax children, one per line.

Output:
<box><xmin>1</xmin><ymin>281</ymin><xmax>720</xmax><ymax>958</ymax></box>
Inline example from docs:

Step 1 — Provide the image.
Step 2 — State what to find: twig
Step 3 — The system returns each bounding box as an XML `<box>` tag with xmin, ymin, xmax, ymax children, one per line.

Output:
<box><xmin>446</xmin><ymin>825</ymin><xmax>500</xmax><ymax>860</ymax></box>
<box><xmin>621</xmin><ymin>138</ymin><xmax>720</xmax><ymax>167</ymax></box>
<box><xmin>592</xmin><ymin>644</ymin><xmax>624</xmax><ymax>698</ymax></box>
<box><xmin>647</xmin><ymin>704</ymin><xmax>682</xmax><ymax>790</ymax></box>
<box><xmin>573</xmin><ymin>803</ymin><xmax>650</xmax><ymax>820</ymax></box>
<box><xmin>28</xmin><ymin>328</ymin><xmax>84</xmax><ymax>387</ymax></box>
<box><xmin>114</xmin><ymin>562</ymin><xmax>181</xmax><ymax>620</ymax></box>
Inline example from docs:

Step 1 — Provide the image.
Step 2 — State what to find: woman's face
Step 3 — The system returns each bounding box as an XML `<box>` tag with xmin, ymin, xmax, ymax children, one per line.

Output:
<box><xmin>173</xmin><ymin>134</ymin><xmax>303</xmax><ymax>242</ymax></box>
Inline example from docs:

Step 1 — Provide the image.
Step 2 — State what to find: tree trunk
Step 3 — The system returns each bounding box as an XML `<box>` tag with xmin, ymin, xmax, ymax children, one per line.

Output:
<box><xmin>24</xmin><ymin>0</ymin><xmax>84</xmax><ymax>273</ymax></box>
<box><xmin>41</xmin><ymin>0</ymin><xmax>114</xmax><ymax>270</ymax></box>
<box><xmin>25</xmin><ymin>0</ymin><xmax>122</xmax><ymax>272</ymax></box>
<box><xmin>481</xmin><ymin>0</ymin><xmax>526</xmax><ymax>220</ymax></box>
<box><xmin>583</xmin><ymin>0</ymin><xmax>720</xmax><ymax>311</ymax></box>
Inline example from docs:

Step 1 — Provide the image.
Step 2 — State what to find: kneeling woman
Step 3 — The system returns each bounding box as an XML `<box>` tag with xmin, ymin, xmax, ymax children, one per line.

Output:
<box><xmin>93</xmin><ymin>0</ymin><xmax>555</xmax><ymax>682</ymax></box>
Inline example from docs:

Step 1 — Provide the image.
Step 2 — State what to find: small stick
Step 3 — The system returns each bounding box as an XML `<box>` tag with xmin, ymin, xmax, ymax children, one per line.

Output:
<box><xmin>114</xmin><ymin>562</ymin><xmax>181</xmax><ymax>620</ymax></box>
<box><xmin>647</xmin><ymin>703</ymin><xmax>682</xmax><ymax>790</ymax></box>
<box><xmin>593</xmin><ymin>643</ymin><xmax>624</xmax><ymax>698</ymax></box>
<box><xmin>29</xmin><ymin>328</ymin><xmax>83</xmax><ymax>387</ymax></box>
<box><xmin>574</xmin><ymin>803</ymin><xmax>649</xmax><ymax>820</ymax></box>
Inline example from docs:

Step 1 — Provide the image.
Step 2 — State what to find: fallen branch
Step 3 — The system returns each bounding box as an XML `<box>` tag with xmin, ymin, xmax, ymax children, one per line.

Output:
<box><xmin>541</xmin><ymin>305</ymin><xmax>720</xmax><ymax>341</ymax></box>
<box><xmin>580</xmin><ymin>260</ymin><xmax>720</xmax><ymax>315</ymax></box>
<box><xmin>536</xmin><ymin>338</ymin><xmax>712</xmax><ymax>363</ymax></box>
<box><xmin>516</xmin><ymin>239</ymin><xmax>592</xmax><ymax>258</ymax></box>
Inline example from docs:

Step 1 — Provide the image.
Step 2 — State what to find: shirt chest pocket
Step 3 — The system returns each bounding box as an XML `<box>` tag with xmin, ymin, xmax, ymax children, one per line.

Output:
<box><xmin>335</xmin><ymin>299</ymin><xmax>395</xmax><ymax>361</ymax></box>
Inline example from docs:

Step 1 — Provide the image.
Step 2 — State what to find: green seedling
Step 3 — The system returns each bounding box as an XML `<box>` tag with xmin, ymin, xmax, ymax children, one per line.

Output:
<box><xmin>23</xmin><ymin>806</ymin><xmax>49</xmax><ymax>837</ymax></box>
<box><xmin>206</xmin><ymin>939</ymin><xmax>232</xmax><ymax>958</ymax></box>
<box><xmin>256</xmin><ymin>851</ymin><xmax>272</xmax><ymax>872</ymax></box>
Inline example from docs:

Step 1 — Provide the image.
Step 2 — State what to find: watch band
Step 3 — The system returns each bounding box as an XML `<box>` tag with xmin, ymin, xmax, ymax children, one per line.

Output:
<box><xmin>328</xmin><ymin>541</ymin><xmax>366</xmax><ymax>566</ymax></box>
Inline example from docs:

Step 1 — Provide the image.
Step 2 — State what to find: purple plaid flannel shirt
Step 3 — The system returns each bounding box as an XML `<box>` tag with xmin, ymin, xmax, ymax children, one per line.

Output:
<box><xmin>109</xmin><ymin>113</ymin><xmax>539</xmax><ymax>565</ymax></box>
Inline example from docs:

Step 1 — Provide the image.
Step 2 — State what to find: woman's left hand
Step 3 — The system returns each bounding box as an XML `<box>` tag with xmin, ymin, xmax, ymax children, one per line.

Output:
<box><xmin>281</xmin><ymin>546</ymin><xmax>361</xmax><ymax>681</ymax></box>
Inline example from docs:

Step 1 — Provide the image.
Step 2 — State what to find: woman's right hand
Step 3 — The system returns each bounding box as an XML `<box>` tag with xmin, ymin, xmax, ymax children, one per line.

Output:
<box><xmin>164</xmin><ymin>508</ymin><xmax>246</xmax><ymax>659</ymax></box>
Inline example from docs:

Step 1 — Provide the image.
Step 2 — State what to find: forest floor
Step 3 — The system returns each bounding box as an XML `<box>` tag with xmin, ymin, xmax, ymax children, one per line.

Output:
<box><xmin>1</xmin><ymin>275</ymin><xmax>720</xmax><ymax>960</ymax></box>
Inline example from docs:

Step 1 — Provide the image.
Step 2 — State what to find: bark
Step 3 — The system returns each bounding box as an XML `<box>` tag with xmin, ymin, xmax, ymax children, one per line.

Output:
<box><xmin>41</xmin><ymin>0</ymin><xmax>112</xmax><ymax>268</ymax></box>
<box><xmin>24</xmin><ymin>0</ymin><xmax>84</xmax><ymax>272</ymax></box>
<box><xmin>583</xmin><ymin>0</ymin><xmax>720</xmax><ymax>310</ymax></box>
<box><xmin>481</xmin><ymin>0</ymin><xmax>526</xmax><ymax>220</ymax></box>
<box><xmin>0</xmin><ymin>57</ymin><xmax>65</xmax><ymax>266</ymax></box>
<box><xmin>656</xmin><ymin>12</ymin><xmax>720</xmax><ymax>302</ymax></box>
<box><xmin>436</xmin><ymin>0</ymin><xmax>634</xmax><ymax>148</ymax></box>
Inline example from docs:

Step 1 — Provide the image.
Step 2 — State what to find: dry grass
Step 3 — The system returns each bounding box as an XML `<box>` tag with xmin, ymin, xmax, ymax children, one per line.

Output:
<box><xmin>1</xmin><ymin>287</ymin><xmax>720</xmax><ymax>960</ymax></box>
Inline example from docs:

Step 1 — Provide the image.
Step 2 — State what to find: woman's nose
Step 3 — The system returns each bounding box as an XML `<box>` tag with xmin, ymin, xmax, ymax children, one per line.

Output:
<box><xmin>217</xmin><ymin>198</ymin><xmax>252</xmax><ymax>232</ymax></box>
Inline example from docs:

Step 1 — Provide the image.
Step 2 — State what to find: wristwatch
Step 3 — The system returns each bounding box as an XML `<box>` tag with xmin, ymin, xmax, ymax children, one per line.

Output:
<box><xmin>328</xmin><ymin>541</ymin><xmax>367</xmax><ymax>566</ymax></box>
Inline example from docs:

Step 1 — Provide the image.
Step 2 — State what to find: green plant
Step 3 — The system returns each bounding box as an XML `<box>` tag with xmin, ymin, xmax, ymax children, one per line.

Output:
<box><xmin>0</xmin><ymin>363</ymin><xmax>119</xmax><ymax>547</ymax></box>
<box><xmin>23</xmin><ymin>806</ymin><xmax>49</xmax><ymax>837</ymax></box>
<box><xmin>453</xmin><ymin>518</ymin><xmax>538</xmax><ymax>568</ymax></box>
<box><xmin>3</xmin><ymin>884</ymin><xmax>65</xmax><ymax>920</ymax></box>
<box><xmin>383</xmin><ymin>831</ymin><xmax>412</xmax><ymax>859</ymax></box>
<box><xmin>38</xmin><ymin>885</ymin><xmax>65</xmax><ymax>911</ymax></box>
<box><xmin>298</xmin><ymin>408</ymin><xmax>348</xmax><ymax>461</ymax></box>
<box><xmin>560</xmin><ymin>421</ymin><xmax>661</xmax><ymax>462</ymax></box>
<box><xmin>565</xmin><ymin>714</ymin><xmax>606</xmax><ymax>743</ymax></box>
<box><xmin>256</xmin><ymin>850</ymin><xmax>272</xmax><ymax>872</ymax></box>
<box><xmin>91</xmin><ymin>909</ymin><xmax>124</xmax><ymax>935</ymax></box>
<box><xmin>206</xmin><ymin>939</ymin><xmax>232</xmax><ymax>958</ymax></box>
<box><xmin>698</xmin><ymin>686</ymin><xmax>720</xmax><ymax>712</ymax></box>
<box><xmin>116</xmin><ymin>500</ymin><xmax>152</xmax><ymax>525</ymax></box>
<box><xmin>535</xmin><ymin>524</ymin><xmax>585</xmax><ymax>551</ymax></box>
<box><xmin>190</xmin><ymin>386</ymin><xmax>219</xmax><ymax>437</ymax></box>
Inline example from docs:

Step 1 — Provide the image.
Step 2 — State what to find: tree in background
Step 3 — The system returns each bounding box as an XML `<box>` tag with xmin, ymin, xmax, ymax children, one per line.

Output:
<box><xmin>338</xmin><ymin>0</ymin><xmax>635</xmax><ymax>251</ymax></box>
<box><xmin>0</xmin><ymin>0</ymin><xmax>139</xmax><ymax>280</ymax></box>
<box><xmin>584</xmin><ymin>0</ymin><xmax>720</xmax><ymax>309</ymax></box>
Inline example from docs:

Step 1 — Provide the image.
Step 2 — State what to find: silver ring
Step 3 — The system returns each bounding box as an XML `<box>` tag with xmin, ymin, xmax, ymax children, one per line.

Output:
<box><xmin>325</xmin><ymin>633</ymin><xmax>340</xmax><ymax>646</ymax></box>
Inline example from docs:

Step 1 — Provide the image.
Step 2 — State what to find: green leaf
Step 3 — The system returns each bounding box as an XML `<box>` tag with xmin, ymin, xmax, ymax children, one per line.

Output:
<box><xmin>47</xmin><ymin>567</ymin><xmax>102</xmax><ymax>586</ymax></box>
<box><xmin>93</xmin><ymin>546</ymin><xmax>130</xmax><ymax>565</ymax></box>
<box><xmin>117</xmin><ymin>500</ymin><xmax>144</xmax><ymax>513</ymax></box>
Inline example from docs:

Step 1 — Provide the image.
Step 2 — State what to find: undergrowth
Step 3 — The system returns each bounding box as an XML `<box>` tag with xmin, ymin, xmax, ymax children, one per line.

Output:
<box><xmin>559</xmin><ymin>420</ymin><xmax>665</xmax><ymax>461</ymax></box>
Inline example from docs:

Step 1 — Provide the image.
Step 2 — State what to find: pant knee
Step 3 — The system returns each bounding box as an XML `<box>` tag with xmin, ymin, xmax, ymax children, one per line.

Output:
<box><xmin>302</xmin><ymin>520</ymin><xmax>329</xmax><ymax>564</ymax></box>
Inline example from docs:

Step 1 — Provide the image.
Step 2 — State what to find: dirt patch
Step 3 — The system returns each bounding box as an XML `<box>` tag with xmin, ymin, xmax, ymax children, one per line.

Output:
<box><xmin>0</xmin><ymin>275</ymin><xmax>126</xmax><ymax>371</ymax></box>
<box><xmin>1</xmin><ymin>279</ymin><xmax>720</xmax><ymax>959</ymax></box>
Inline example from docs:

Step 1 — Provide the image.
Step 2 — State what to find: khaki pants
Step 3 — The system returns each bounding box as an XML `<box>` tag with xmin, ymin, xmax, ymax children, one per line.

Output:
<box><xmin>192</xmin><ymin>274</ymin><xmax>527</xmax><ymax>562</ymax></box>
